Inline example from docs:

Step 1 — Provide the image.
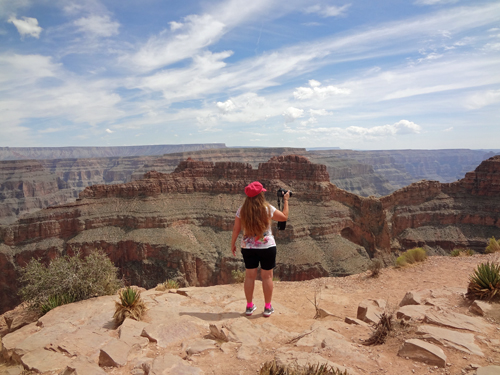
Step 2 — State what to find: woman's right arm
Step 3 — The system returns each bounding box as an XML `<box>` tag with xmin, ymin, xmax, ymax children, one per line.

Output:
<box><xmin>272</xmin><ymin>191</ymin><xmax>289</xmax><ymax>221</ymax></box>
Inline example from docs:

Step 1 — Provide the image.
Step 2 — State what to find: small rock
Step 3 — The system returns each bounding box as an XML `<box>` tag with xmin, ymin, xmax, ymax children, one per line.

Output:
<box><xmin>398</xmin><ymin>339</ymin><xmax>447</xmax><ymax>368</ymax></box>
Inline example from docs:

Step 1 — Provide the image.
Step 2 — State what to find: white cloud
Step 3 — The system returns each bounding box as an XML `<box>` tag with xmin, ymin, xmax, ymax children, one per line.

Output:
<box><xmin>169</xmin><ymin>21</ymin><xmax>183</xmax><ymax>31</ymax></box>
<box><xmin>283</xmin><ymin>107</ymin><xmax>304</xmax><ymax>123</ymax></box>
<box><xmin>8</xmin><ymin>16</ymin><xmax>42</xmax><ymax>38</ymax></box>
<box><xmin>284</xmin><ymin>120</ymin><xmax>422</xmax><ymax>140</ymax></box>
<box><xmin>129</xmin><ymin>14</ymin><xmax>226</xmax><ymax>72</ymax></box>
<box><xmin>444</xmin><ymin>127</ymin><xmax>453</xmax><ymax>132</ymax></box>
<box><xmin>309</xmin><ymin>109</ymin><xmax>331</xmax><ymax>116</ymax></box>
<box><xmin>106</xmin><ymin>128</ymin><xmax>113</xmax><ymax>133</ymax></box>
<box><xmin>216</xmin><ymin>99</ymin><xmax>236</xmax><ymax>114</ymax></box>
<box><xmin>465</xmin><ymin>90</ymin><xmax>500</xmax><ymax>110</ymax></box>
<box><xmin>300</xmin><ymin>117</ymin><xmax>317</xmax><ymax>127</ymax></box>
<box><xmin>74</xmin><ymin>15</ymin><xmax>120</xmax><ymax>37</ymax></box>
<box><xmin>305</xmin><ymin>4</ymin><xmax>351</xmax><ymax>18</ymax></box>
<box><xmin>414</xmin><ymin>0</ymin><xmax>458</xmax><ymax>5</ymax></box>
<box><xmin>294</xmin><ymin>80</ymin><xmax>351</xmax><ymax>100</ymax></box>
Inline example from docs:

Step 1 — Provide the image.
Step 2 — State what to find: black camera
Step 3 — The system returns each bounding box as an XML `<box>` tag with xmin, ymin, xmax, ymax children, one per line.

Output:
<box><xmin>276</xmin><ymin>187</ymin><xmax>292</xmax><ymax>230</ymax></box>
<box><xmin>276</xmin><ymin>188</ymin><xmax>292</xmax><ymax>198</ymax></box>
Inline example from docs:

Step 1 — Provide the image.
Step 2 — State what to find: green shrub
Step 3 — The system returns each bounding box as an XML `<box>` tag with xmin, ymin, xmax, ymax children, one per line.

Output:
<box><xmin>464</xmin><ymin>249</ymin><xmax>475</xmax><ymax>256</ymax></box>
<box><xmin>113</xmin><ymin>286</ymin><xmax>146</xmax><ymax>326</ymax></box>
<box><xmin>467</xmin><ymin>261</ymin><xmax>500</xmax><ymax>301</ymax></box>
<box><xmin>485</xmin><ymin>237</ymin><xmax>500</xmax><ymax>254</ymax></box>
<box><xmin>19</xmin><ymin>249</ymin><xmax>122</xmax><ymax>313</ymax></box>
<box><xmin>155</xmin><ymin>279</ymin><xmax>179</xmax><ymax>291</ymax></box>
<box><xmin>231</xmin><ymin>269</ymin><xmax>245</xmax><ymax>283</ymax></box>
<box><xmin>259</xmin><ymin>361</ymin><xmax>350</xmax><ymax>375</ymax></box>
<box><xmin>40</xmin><ymin>294</ymin><xmax>76</xmax><ymax>315</ymax></box>
<box><xmin>450</xmin><ymin>249</ymin><xmax>461</xmax><ymax>257</ymax></box>
<box><xmin>395</xmin><ymin>248</ymin><xmax>427</xmax><ymax>268</ymax></box>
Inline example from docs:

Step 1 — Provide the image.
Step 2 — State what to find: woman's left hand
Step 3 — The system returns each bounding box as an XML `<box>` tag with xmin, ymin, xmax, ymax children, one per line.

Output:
<box><xmin>231</xmin><ymin>244</ymin><xmax>236</xmax><ymax>256</ymax></box>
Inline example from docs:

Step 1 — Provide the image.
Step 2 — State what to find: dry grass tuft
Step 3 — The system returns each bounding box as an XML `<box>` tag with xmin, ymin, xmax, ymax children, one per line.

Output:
<box><xmin>155</xmin><ymin>279</ymin><xmax>179</xmax><ymax>291</ymax></box>
<box><xmin>259</xmin><ymin>361</ymin><xmax>350</xmax><ymax>375</ymax></box>
<box><xmin>396</xmin><ymin>248</ymin><xmax>427</xmax><ymax>268</ymax></box>
<box><xmin>485</xmin><ymin>237</ymin><xmax>500</xmax><ymax>254</ymax></box>
<box><xmin>368</xmin><ymin>259</ymin><xmax>383</xmax><ymax>277</ymax></box>
<box><xmin>363</xmin><ymin>312</ymin><xmax>393</xmax><ymax>346</ymax></box>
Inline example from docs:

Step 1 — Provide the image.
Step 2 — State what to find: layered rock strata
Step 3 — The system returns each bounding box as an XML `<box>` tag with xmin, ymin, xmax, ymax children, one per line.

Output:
<box><xmin>1</xmin><ymin>155</ymin><xmax>499</xmax><ymax>314</ymax></box>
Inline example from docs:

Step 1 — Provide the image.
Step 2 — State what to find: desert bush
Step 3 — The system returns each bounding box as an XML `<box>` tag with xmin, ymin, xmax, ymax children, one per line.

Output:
<box><xmin>19</xmin><ymin>249</ymin><xmax>122</xmax><ymax>313</ymax></box>
<box><xmin>396</xmin><ymin>248</ymin><xmax>427</xmax><ymax>268</ymax></box>
<box><xmin>231</xmin><ymin>269</ymin><xmax>245</xmax><ymax>283</ymax></box>
<box><xmin>485</xmin><ymin>237</ymin><xmax>500</xmax><ymax>254</ymax></box>
<box><xmin>259</xmin><ymin>361</ymin><xmax>350</xmax><ymax>375</ymax></box>
<box><xmin>368</xmin><ymin>259</ymin><xmax>383</xmax><ymax>277</ymax></box>
<box><xmin>273</xmin><ymin>276</ymin><xmax>281</xmax><ymax>282</ymax></box>
<box><xmin>113</xmin><ymin>286</ymin><xmax>146</xmax><ymax>326</ymax></box>
<box><xmin>464</xmin><ymin>249</ymin><xmax>475</xmax><ymax>256</ymax></box>
<box><xmin>155</xmin><ymin>279</ymin><xmax>179</xmax><ymax>291</ymax></box>
<box><xmin>467</xmin><ymin>261</ymin><xmax>500</xmax><ymax>301</ymax></box>
<box><xmin>450</xmin><ymin>249</ymin><xmax>461</xmax><ymax>257</ymax></box>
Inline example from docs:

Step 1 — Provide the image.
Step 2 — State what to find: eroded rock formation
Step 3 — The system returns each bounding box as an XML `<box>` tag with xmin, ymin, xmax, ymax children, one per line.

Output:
<box><xmin>1</xmin><ymin>155</ymin><xmax>499</xmax><ymax>314</ymax></box>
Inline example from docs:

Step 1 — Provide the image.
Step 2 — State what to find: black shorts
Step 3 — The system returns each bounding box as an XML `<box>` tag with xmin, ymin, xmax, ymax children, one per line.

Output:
<box><xmin>241</xmin><ymin>246</ymin><xmax>277</xmax><ymax>271</ymax></box>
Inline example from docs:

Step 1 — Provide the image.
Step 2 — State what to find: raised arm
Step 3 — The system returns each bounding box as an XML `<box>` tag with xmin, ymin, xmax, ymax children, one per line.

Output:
<box><xmin>231</xmin><ymin>216</ymin><xmax>242</xmax><ymax>256</ymax></box>
<box><xmin>272</xmin><ymin>191</ymin><xmax>289</xmax><ymax>221</ymax></box>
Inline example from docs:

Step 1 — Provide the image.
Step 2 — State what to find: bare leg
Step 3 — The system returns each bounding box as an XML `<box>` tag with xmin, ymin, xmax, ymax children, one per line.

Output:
<box><xmin>261</xmin><ymin>269</ymin><xmax>274</xmax><ymax>304</ymax></box>
<box><xmin>244</xmin><ymin>268</ymin><xmax>258</xmax><ymax>304</ymax></box>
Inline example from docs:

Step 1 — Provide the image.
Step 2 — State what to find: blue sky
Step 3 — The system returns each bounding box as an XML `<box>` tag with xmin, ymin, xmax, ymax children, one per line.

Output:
<box><xmin>0</xmin><ymin>0</ymin><xmax>499</xmax><ymax>150</ymax></box>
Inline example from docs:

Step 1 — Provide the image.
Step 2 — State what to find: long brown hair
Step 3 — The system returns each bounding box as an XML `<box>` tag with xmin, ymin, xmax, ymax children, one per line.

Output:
<box><xmin>240</xmin><ymin>192</ymin><xmax>271</xmax><ymax>236</ymax></box>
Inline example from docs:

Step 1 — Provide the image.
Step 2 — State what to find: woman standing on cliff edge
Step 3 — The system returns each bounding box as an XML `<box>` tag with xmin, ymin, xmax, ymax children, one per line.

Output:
<box><xmin>231</xmin><ymin>181</ymin><xmax>289</xmax><ymax>317</ymax></box>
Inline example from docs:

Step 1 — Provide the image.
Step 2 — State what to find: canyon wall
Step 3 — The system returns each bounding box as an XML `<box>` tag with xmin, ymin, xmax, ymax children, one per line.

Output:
<box><xmin>1</xmin><ymin>155</ymin><xmax>499</xmax><ymax>314</ymax></box>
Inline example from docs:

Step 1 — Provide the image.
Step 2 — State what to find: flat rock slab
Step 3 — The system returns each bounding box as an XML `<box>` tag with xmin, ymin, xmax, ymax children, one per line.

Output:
<box><xmin>151</xmin><ymin>353</ymin><xmax>203</xmax><ymax>375</ymax></box>
<box><xmin>275</xmin><ymin>350</ymin><xmax>358</xmax><ymax>375</ymax></box>
<box><xmin>397</xmin><ymin>305</ymin><xmax>432</xmax><ymax>321</ymax></box>
<box><xmin>424</xmin><ymin>310</ymin><xmax>494</xmax><ymax>333</ymax></box>
<box><xmin>21</xmin><ymin>348</ymin><xmax>72</xmax><ymax>373</ymax></box>
<box><xmin>141</xmin><ymin>319</ymin><xmax>206</xmax><ymax>348</ymax></box>
<box><xmin>417</xmin><ymin>324</ymin><xmax>483</xmax><ymax>357</ymax></box>
<box><xmin>357</xmin><ymin>299</ymin><xmax>386</xmax><ymax>324</ymax></box>
<box><xmin>98</xmin><ymin>338</ymin><xmax>131</xmax><ymax>367</ymax></box>
<box><xmin>60</xmin><ymin>358</ymin><xmax>108</xmax><ymax>375</ymax></box>
<box><xmin>237</xmin><ymin>344</ymin><xmax>262</xmax><ymax>361</ymax></box>
<box><xmin>226</xmin><ymin>317</ymin><xmax>294</xmax><ymax>346</ymax></box>
<box><xmin>51</xmin><ymin>327</ymin><xmax>113</xmax><ymax>362</ymax></box>
<box><xmin>477</xmin><ymin>365</ymin><xmax>500</xmax><ymax>375</ymax></box>
<box><xmin>398</xmin><ymin>339</ymin><xmax>447</xmax><ymax>368</ymax></box>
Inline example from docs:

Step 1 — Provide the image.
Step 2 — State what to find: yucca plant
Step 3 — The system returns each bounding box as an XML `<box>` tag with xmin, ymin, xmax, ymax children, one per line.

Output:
<box><xmin>113</xmin><ymin>287</ymin><xmax>146</xmax><ymax>326</ymax></box>
<box><xmin>485</xmin><ymin>237</ymin><xmax>500</xmax><ymax>254</ymax></box>
<box><xmin>467</xmin><ymin>261</ymin><xmax>500</xmax><ymax>300</ymax></box>
<box><xmin>40</xmin><ymin>294</ymin><xmax>76</xmax><ymax>315</ymax></box>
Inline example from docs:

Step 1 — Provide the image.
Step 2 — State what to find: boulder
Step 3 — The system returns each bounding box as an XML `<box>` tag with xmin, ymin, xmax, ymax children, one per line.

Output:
<box><xmin>357</xmin><ymin>299</ymin><xmax>386</xmax><ymax>324</ymax></box>
<box><xmin>60</xmin><ymin>358</ymin><xmax>108</xmax><ymax>375</ymax></box>
<box><xmin>398</xmin><ymin>339</ymin><xmax>447</xmax><ymax>368</ymax></box>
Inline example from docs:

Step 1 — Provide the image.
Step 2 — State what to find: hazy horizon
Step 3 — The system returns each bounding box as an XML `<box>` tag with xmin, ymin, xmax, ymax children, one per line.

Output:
<box><xmin>1</xmin><ymin>0</ymin><xmax>499</xmax><ymax>150</ymax></box>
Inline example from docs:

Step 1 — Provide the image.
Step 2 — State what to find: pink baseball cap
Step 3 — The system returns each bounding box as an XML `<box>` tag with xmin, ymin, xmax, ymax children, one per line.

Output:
<box><xmin>244</xmin><ymin>181</ymin><xmax>266</xmax><ymax>197</ymax></box>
